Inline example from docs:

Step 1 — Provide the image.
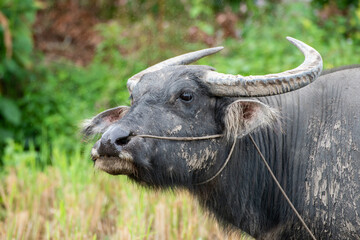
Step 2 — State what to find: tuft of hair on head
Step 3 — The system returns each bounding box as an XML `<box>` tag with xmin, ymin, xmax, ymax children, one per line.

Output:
<box><xmin>81</xmin><ymin>118</ymin><xmax>102</xmax><ymax>139</ymax></box>
<box><xmin>81</xmin><ymin>106</ymin><xmax>130</xmax><ymax>140</ymax></box>
<box><xmin>223</xmin><ymin>99</ymin><xmax>279</xmax><ymax>140</ymax></box>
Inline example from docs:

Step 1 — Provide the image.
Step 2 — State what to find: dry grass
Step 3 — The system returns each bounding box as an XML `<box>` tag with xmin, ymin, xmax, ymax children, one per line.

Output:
<box><xmin>0</xmin><ymin>141</ymin><xmax>252</xmax><ymax>240</ymax></box>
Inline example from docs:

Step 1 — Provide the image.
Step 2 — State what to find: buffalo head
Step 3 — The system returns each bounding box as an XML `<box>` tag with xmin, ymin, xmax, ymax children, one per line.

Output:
<box><xmin>83</xmin><ymin>37</ymin><xmax>322</xmax><ymax>188</ymax></box>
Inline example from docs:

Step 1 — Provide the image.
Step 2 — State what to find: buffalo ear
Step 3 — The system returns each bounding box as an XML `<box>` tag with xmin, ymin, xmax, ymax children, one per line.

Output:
<box><xmin>223</xmin><ymin>99</ymin><xmax>278</xmax><ymax>139</ymax></box>
<box><xmin>82</xmin><ymin>106</ymin><xmax>130</xmax><ymax>138</ymax></box>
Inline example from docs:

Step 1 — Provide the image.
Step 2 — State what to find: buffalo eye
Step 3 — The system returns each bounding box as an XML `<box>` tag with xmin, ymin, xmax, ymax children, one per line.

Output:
<box><xmin>179</xmin><ymin>92</ymin><xmax>193</xmax><ymax>102</ymax></box>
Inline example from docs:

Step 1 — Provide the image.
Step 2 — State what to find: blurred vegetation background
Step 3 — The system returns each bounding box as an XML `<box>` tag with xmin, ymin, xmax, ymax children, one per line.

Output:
<box><xmin>0</xmin><ymin>0</ymin><xmax>360</xmax><ymax>239</ymax></box>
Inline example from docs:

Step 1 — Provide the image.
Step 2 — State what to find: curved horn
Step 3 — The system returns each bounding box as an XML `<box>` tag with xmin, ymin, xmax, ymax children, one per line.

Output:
<box><xmin>204</xmin><ymin>37</ymin><xmax>323</xmax><ymax>97</ymax></box>
<box><xmin>127</xmin><ymin>47</ymin><xmax>224</xmax><ymax>93</ymax></box>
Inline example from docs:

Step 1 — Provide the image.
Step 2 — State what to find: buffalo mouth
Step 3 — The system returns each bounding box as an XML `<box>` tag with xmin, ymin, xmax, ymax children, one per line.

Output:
<box><xmin>92</xmin><ymin>149</ymin><xmax>136</xmax><ymax>175</ymax></box>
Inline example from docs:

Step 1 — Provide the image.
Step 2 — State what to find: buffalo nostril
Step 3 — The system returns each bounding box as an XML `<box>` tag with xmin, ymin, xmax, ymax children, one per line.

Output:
<box><xmin>109</xmin><ymin>127</ymin><xmax>130</xmax><ymax>146</ymax></box>
<box><xmin>99</xmin><ymin>127</ymin><xmax>130</xmax><ymax>155</ymax></box>
<box><xmin>115</xmin><ymin>136</ymin><xmax>130</xmax><ymax>146</ymax></box>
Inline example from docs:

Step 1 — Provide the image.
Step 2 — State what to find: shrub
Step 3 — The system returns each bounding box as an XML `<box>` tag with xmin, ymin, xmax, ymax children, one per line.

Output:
<box><xmin>0</xmin><ymin>0</ymin><xmax>37</xmax><ymax>157</ymax></box>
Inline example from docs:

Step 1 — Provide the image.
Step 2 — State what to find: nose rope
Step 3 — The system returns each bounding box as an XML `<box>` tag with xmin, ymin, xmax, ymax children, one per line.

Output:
<box><xmin>135</xmin><ymin>133</ymin><xmax>316</xmax><ymax>239</ymax></box>
<box><xmin>194</xmin><ymin>137</ymin><xmax>237</xmax><ymax>185</ymax></box>
<box><xmin>249</xmin><ymin>134</ymin><xmax>317</xmax><ymax>240</ymax></box>
<box><xmin>135</xmin><ymin>134</ymin><xmax>223</xmax><ymax>141</ymax></box>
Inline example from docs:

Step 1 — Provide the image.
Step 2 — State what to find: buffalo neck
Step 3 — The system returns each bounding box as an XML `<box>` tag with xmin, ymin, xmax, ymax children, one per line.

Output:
<box><xmin>192</xmin><ymin>92</ymin><xmax>318</xmax><ymax>237</ymax></box>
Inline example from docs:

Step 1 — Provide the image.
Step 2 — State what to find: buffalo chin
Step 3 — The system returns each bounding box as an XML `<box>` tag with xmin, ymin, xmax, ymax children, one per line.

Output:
<box><xmin>94</xmin><ymin>157</ymin><xmax>136</xmax><ymax>175</ymax></box>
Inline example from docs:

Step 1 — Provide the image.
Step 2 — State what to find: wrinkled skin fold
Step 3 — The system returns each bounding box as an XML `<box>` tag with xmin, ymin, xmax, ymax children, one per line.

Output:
<box><xmin>83</xmin><ymin>38</ymin><xmax>360</xmax><ymax>239</ymax></box>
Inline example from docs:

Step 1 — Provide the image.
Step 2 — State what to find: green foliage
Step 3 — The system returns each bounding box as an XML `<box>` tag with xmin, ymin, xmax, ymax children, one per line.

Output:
<box><xmin>0</xmin><ymin>97</ymin><xmax>20</xmax><ymax>126</ymax></box>
<box><xmin>312</xmin><ymin>0</ymin><xmax>360</xmax><ymax>43</ymax></box>
<box><xmin>0</xmin><ymin>0</ymin><xmax>38</xmax><ymax>157</ymax></box>
<box><xmin>19</xmin><ymin>52</ymin><xmax>132</xmax><ymax>153</ymax></box>
<box><xmin>312</xmin><ymin>0</ymin><xmax>359</xmax><ymax>9</ymax></box>
<box><xmin>3</xmin><ymin>16</ymin><xmax>136</xmax><ymax>157</ymax></box>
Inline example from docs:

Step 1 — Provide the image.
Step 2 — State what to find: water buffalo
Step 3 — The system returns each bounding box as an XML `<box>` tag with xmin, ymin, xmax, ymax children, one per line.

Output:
<box><xmin>83</xmin><ymin>37</ymin><xmax>360</xmax><ymax>239</ymax></box>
